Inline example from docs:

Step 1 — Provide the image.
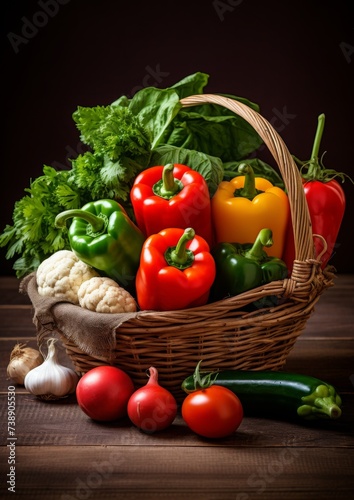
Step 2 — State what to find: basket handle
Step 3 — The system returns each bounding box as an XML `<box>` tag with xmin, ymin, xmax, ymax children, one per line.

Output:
<box><xmin>180</xmin><ymin>94</ymin><xmax>314</xmax><ymax>265</ymax></box>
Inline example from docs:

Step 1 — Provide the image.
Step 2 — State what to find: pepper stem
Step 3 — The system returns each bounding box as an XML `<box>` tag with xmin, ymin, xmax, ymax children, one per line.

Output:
<box><xmin>300</xmin><ymin>114</ymin><xmax>354</xmax><ymax>183</ymax></box>
<box><xmin>244</xmin><ymin>228</ymin><xmax>273</xmax><ymax>261</ymax></box>
<box><xmin>55</xmin><ymin>209</ymin><xmax>106</xmax><ymax>234</ymax></box>
<box><xmin>306</xmin><ymin>113</ymin><xmax>325</xmax><ymax>179</ymax></box>
<box><xmin>153</xmin><ymin>164</ymin><xmax>184</xmax><ymax>199</ymax></box>
<box><xmin>164</xmin><ymin>228</ymin><xmax>195</xmax><ymax>270</ymax></box>
<box><xmin>236</xmin><ymin>163</ymin><xmax>259</xmax><ymax>200</ymax></box>
<box><xmin>311</xmin><ymin>114</ymin><xmax>325</xmax><ymax>161</ymax></box>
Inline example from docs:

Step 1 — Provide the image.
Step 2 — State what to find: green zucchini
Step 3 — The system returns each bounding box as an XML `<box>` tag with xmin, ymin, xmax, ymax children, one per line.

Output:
<box><xmin>181</xmin><ymin>369</ymin><xmax>342</xmax><ymax>420</ymax></box>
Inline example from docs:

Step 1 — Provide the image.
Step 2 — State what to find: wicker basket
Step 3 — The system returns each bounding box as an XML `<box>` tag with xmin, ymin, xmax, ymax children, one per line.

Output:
<box><xmin>25</xmin><ymin>94</ymin><xmax>334</xmax><ymax>402</ymax></box>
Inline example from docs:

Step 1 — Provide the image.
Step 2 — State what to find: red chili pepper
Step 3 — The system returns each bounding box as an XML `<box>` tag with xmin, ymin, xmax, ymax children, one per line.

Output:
<box><xmin>136</xmin><ymin>227</ymin><xmax>216</xmax><ymax>311</ymax></box>
<box><xmin>283</xmin><ymin>114</ymin><xmax>349</xmax><ymax>272</ymax></box>
<box><xmin>130</xmin><ymin>163</ymin><xmax>213</xmax><ymax>247</ymax></box>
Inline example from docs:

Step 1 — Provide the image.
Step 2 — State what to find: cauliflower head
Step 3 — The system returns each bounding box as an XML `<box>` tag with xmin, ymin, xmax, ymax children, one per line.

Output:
<box><xmin>78</xmin><ymin>277</ymin><xmax>137</xmax><ymax>314</ymax></box>
<box><xmin>36</xmin><ymin>250</ymin><xmax>99</xmax><ymax>304</ymax></box>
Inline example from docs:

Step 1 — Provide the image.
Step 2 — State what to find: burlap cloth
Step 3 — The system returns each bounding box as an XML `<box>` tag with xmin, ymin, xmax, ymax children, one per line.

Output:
<box><xmin>21</xmin><ymin>273</ymin><xmax>141</xmax><ymax>360</ymax></box>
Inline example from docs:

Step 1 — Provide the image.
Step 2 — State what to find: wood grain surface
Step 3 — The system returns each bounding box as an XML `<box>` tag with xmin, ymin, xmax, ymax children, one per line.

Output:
<box><xmin>0</xmin><ymin>275</ymin><xmax>353</xmax><ymax>500</ymax></box>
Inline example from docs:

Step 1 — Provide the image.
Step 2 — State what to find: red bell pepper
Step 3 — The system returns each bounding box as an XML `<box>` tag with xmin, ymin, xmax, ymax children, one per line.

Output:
<box><xmin>136</xmin><ymin>227</ymin><xmax>216</xmax><ymax>311</ymax></box>
<box><xmin>283</xmin><ymin>114</ymin><xmax>349</xmax><ymax>272</ymax></box>
<box><xmin>130</xmin><ymin>163</ymin><xmax>213</xmax><ymax>247</ymax></box>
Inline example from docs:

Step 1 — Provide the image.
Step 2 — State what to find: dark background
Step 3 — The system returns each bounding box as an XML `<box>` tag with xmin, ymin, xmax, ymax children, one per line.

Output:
<box><xmin>1</xmin><ymin>0</ymin><xmax>353</xmax><ymax>275</ymax></box>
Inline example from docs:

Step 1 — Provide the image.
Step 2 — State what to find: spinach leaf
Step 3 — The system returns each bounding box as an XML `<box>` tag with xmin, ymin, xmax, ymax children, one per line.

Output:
<box><xmin>150</xmin><ymin>145</ymin><xmax>224</xmax><ymax>196</ymax></box>
<box><xmin>170</xmin><ymin>72</ymin><xmax>209</xmax><ymax>98</ymax></box>
<box><xmin>128</xmin><ymin>87</ymin><xmax>182</xmax><ymax>149</ymax></box>
<box><xmin>111</xmin><ymin>72</ymin><xmax>263</xmax><ymax>162</ymax></box>
<box><xmin>161</xmin><ymin>97</ymin><xmax>263</xmax><ymax>162</ymax></box>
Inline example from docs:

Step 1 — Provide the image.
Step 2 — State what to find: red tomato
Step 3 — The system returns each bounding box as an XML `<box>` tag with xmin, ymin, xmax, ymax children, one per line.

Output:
<box><xmin>181</xmin><ymin>385</ymin><xmax>243</xmax><ymax>438</ymax></box>
<box><xmin>76</xmin><ymin>366</ymin><xmax>135</xmax><ymax>421</ymax></box>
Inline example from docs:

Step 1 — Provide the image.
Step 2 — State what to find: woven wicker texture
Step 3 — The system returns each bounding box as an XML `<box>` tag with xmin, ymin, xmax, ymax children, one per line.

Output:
<box><xmin>27</xmin><ymin>94</ymin><xmax>334</xmax><ymax>401</ymax></box>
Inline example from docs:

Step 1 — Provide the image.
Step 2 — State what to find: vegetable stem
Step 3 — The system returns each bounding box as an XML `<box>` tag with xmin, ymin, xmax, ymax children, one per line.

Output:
<box><xmin>300</xmin><ymin>113</ymin><xmax>354</xmax><ymax>184</ymax></box>
<box><xmin>237</xmin><ymin>164</ymin><xmax>259</xmax><ymax>200</ymax></box>
<box><xmin>297</xmin><ymin>383</ymin><xmax>342</xmax><ymax>419</ymax></box>
<box><xmin>153</xmin><ymin>164</ymin><xmax>184</xmax><ymax>199</ymax></box>
<box><xmin>161</xmin><ymin>164</ymin><xmax>179</xmax><ymax>197</ymax></box>
<box><xmin>306</xmin><ymin>113</ymin><xmax>325</xmax><ymax>179</ymax></box>
<box><xmin>55</xmin><ymin>209</ymin><xmax>107</xmax><ymax>235</ymax></box>
<box><xmin>188</xmin><ymin>360</ymin><xmax>218</xmax><ymax>392</ymax></box>
<box><xmin>244</xmin><ymin>228</ymin><xmax>273</xmax><ymax>261</ymax></box>
<box><xmin>165</xmin><ymin>228</ymin><xmax>195</xmax><ymax>269</ymax></box>
<box><xmin>310</xmin><ymin>114</ymin><xmax>325</xmax><ymax>162</ymax></box>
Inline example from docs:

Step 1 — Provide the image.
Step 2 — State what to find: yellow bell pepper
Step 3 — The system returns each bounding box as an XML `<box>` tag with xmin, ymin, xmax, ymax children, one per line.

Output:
<box><xmin>211</xmin><ymin>164</ymin><xmax>290</xmax><ymax>258</ymax></box>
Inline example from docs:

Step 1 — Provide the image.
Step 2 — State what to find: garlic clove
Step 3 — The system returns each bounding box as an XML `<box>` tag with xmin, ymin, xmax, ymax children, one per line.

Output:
<box><xmin>24</xmin><ymin>338</ymin><xmax>79</xmax><ymax>400</ymax></box>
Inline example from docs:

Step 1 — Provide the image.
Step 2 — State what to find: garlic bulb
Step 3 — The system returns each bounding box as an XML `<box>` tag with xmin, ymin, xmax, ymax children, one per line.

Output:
<box><xmin>24</xmin><ymin>338</ymin><xmax>79</xmax><ymax>400</ymax></box>
<box><xmin>7</xmin><ymin>343</ymin><xmax>43</xmax><ymax>385</ymax></box>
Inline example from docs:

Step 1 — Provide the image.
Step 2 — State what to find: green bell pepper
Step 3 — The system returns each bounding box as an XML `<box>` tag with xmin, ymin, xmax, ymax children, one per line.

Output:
<box><xmin>211</xmin><ymin>228</ymin><xmax>288</xmax><ymax>302</ymax></box>
<box><xmin>55</xmin><ymin>199</ymin><xmax>145</xmax><ymax>291</ymax></box>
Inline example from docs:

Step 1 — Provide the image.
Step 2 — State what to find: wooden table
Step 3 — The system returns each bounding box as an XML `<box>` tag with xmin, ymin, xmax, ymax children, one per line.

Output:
<box><xmin>1</xmin><ymin>275</ymin><xmax>353</xmax><ymax>500</ymax></box>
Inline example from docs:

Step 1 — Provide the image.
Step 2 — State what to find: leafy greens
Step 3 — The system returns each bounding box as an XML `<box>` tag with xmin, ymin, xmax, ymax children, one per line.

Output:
<box><xmin>1</xmin><ymin>72</ymin><xmax>276</xmax><ymax>277</ymax></box>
